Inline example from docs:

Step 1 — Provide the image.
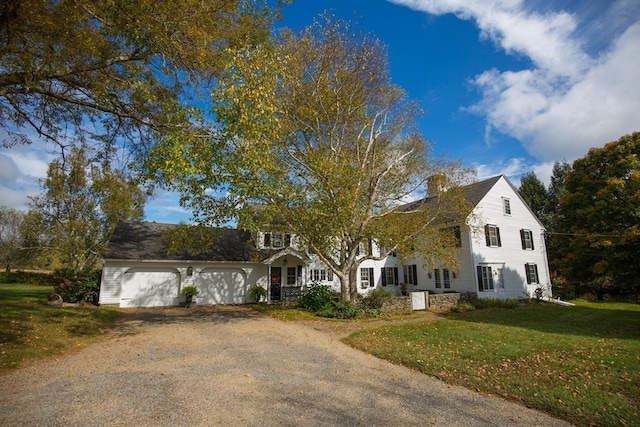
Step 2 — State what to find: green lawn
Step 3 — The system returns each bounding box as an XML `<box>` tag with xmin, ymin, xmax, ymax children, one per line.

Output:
<box><xmin>343</xmin><ymin>301</ymin><xmax>640</xmax><ymax>427</ymax></box>
<box><xmin>0</xmin><ymin>283</ymin><xmax>121</xmax><ymax>374</ymax></box>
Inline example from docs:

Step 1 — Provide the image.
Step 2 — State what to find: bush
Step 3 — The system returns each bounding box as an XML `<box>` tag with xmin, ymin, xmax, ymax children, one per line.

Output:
<box><xmin>0</xmin><ymin>271</ymin><xmax>55</xmax><ymax>286</ymax></box>
<box><xmin>360</xmin><ymin>288</ymin><xmax>393</xmax><ymax>309</ymax></box>
<box><xmin>53</xmin><ymin>270</ymin><xmax>101</xmax><ymax>304</ymax></box>
<box><xmin>299</xmin><ymin>282</ymin><xmax>338</xmax><ymax>312</ymax></box>
<box><xmin>316</xmin><ymin>299</ymin><xmax>360</xmax><ymax>319</ymax></box>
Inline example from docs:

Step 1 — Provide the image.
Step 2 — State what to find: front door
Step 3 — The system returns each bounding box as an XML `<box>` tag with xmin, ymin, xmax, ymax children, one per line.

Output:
<box><xmin>270</xmin><ymin>267</ymin><xmax>281</xmax><ymax>302</ymax></box>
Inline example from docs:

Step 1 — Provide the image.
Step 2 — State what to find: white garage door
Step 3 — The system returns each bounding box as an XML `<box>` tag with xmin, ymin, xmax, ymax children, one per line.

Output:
<box><xmin>121</xmin><ymin>268</ymin><xmax>180</xmax><ymax>307</ymax></box>
<box><xmin>197</xmin><ymin>268</ymin><xmax>246</xmax><ymax>305</ymax></box>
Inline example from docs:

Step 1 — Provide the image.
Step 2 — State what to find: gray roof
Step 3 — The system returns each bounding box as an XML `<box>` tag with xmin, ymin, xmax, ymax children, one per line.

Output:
<box><xmin>104</xmin><ymin>221</ymin><xmax>265</xmax><ymax>262</ymax></box>
<box><xmin>404</xmin><ymin>175</ymin><xmax>503</xmax><ymax>212</ymax></box>
<box><xmin>461</xmin><ymin>175</ymin><xmax>503</xmax><ymax>206</ymax></box>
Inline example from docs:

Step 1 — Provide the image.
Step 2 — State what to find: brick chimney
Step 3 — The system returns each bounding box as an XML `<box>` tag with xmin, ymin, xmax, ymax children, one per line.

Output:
<box><xmin>427</xmin><ymin>175</ymin><xmax>447</xmax><ymax>198</ymax></box>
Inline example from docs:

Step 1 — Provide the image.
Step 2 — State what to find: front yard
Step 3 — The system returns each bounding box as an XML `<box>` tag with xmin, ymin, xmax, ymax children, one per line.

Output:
<box><xmin>2</xmin><ymin>282</ymin><xmax>638</xmax><ymax>426</ymax></box>
<box><xmin>0</xmin><ymin>283</ymin><xmax>120</xmax><ymax>374</ymax></box>
<box><xmin>342</xmin><ymin>300</ymin><xmax>639</xmax><ymax>427</ymax></box>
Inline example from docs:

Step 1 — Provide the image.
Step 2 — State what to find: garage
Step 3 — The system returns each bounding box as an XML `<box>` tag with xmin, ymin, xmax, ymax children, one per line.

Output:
<box><xmin>197</xmin><ymin>268</ymin><xmax>247</xmax><ymax>305</ymax></box>
<box><xmin>121</xmin><ymin>267</ymin><xmax>181</xmax><ymax>308</ymax></box>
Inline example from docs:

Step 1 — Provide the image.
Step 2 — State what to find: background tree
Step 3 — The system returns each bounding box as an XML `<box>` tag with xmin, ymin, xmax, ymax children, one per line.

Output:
<box><xmin>0</xmin><ymin>206</ymin><xmax>30</xmax><ymax>272</ymax></box>
<box><xmin>0</xmin><ymin>0</ymin><xmax>280</xmax><ymax>158</ymax></box>
<box><xmin>555</xmin><ymin>132</ymin><xmax>639</xmax><ymax>299</ymax></box>
<box><xmin>29</xmin><ymin>147</ymin><xmax>146</xmax><ymax>278</ymax></box>
<box><xmin>518</xmin><ymin>172</ymin><xmax>548</xmax><ymax>226</ymax></box>
<box><xmin>0</xmin><ymin>207</ymin><xmax>44</xmax><ymax>273</ymax></box>
<box><xmin>151</xmin><ymin>18</ymin><xmax>474</xmax><ymax>301</ymax></box>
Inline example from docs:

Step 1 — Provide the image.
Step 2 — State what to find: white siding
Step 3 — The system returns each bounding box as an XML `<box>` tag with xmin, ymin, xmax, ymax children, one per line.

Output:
<box><xmin>469</xmin><ymin>177</ymin><xmax>551</xmax><ymax>299</ymax></box>
<box><xmin>197</xmin><ymin>268</ymin><xmax>247</xmax><ymax>304</ymax></box>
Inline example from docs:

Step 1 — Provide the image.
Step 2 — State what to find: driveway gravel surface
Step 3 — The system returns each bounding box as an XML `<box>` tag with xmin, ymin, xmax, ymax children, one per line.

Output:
<box><xmin>0</xmin><ymin>305</ymin><xmax>572</xmax><ymax>426</ymax></box>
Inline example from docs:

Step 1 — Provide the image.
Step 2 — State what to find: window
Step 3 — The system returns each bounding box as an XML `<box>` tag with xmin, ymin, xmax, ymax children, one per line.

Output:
<box><xmin>311</xmin><ymin>269</ymin><xmax>333</xmax><ymax>282</ymax></box>
<box><xmin>272</xmin><ymin>232</ymin><xmax>283</xmax><ymax>248</ymax></box>
<box><xmin>263</xmin><ymin>232</ymin><xmax>292</xmax><ymax>249</ymax></box>
<box><xmin>484</xmin><ymin>225</ymin><xmax>502</xmax><ymax>247</ymax></box>
<box><xmin>287</xmin><ymin>267</ymin><xmax>297</xmax><ymax>285</ymax></box>
<box><xmin>434</xmin><ymin>268</ymin><xmax>451</xmax><ymax>289</ymax></box>
<box><xmin>403</xmin><ymin>264</ymin><xmax>417</xmax><ymax>286</ymax></box>
<box><xmin>356</xmin><ymin>239</ymin><xmax>371</xmax><ymax>257</ymax></box>
<box><xmin>440</xmin><ymin>226</ymin><xmax>461</xmax><ymax>247</ymax></box>
<box><xmin>520</xmin><ymin>229</ymin><xmax>534</xmax><ymax>250</ymax></box>
<box><xmin>503</xmin><ymin>197</ymin><xmax>511</xmax><ymax>215</ymax></box>
<box><xmin>443</xmin><ymin>269</ymin><xmax>451</xmax><ymax>288</ymax></box>
<box><xmin>381</xmin><ymin>267</ymin><xmax>398</xmax><ymax>287</ymax></box>
<box><xmin>477</xmin><ymin>266</ymin><xmax>494</xmax><ymax>291</ymax></box>
<box><xmin>186</xmin><ymin>266</ymin><xmax>193</xmax><ymax>277</ymax></box>
<box><xmin>360</xmin><ymin>267</ymin><xmax>374</xmax><ymax>289</ymax></box>
<box><xmin>525</xmin><ymin>263</ymin><xmax>539</xmax><ymax>284</ymax></box>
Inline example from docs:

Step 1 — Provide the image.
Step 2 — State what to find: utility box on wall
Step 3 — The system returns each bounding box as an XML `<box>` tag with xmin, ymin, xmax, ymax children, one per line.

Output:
<box><xmin>411</xmin><ymin>291</ymin><xmax>427</xmax><ymax>310</ymax></box>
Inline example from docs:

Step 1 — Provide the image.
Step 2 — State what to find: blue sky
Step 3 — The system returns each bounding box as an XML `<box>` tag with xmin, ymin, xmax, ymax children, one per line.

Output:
<box><xmin>1</xmin><ymin>0</ymin><xmax>639</xmax><ymax>224</ymax></box>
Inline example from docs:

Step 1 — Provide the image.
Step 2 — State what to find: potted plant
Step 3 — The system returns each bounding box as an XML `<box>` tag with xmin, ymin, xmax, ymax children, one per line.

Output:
<box><xmin>181</xmin><ymin>285</ymin><xmax>199</xmax><ymax>308</ymax></box>
<box><xmin>399</xmin><ymin>282</ymin><xmax>407</xmax><ymax>296</ymax></box>
<box><xmin>248</xmin><ymin>284</ymin><xmax>267</xmax><ymax>303</ymax></box>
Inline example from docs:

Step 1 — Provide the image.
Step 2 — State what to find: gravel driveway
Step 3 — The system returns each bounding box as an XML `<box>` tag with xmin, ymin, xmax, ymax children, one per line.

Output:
<box><xmin>0</xmin><ymin>305</ymin><xmax>572</xmax><ymax>426</ymax></box>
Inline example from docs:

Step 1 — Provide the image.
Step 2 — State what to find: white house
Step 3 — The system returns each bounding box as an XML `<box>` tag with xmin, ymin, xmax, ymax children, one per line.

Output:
<box><xmin>394</xmin><ymin>175</ymin><xmax>551</xmax><ymax>300</ymax></box>
<box><xmin>99</xmin><ymin>175</ymin><xmax>550</xmax><ymax>307</ymax></box>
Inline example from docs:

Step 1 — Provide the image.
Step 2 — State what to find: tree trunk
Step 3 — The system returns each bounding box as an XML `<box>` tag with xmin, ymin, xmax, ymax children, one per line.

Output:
<box><xmin>349</xmin><ymin>267</ymin><xmax>358</xmax><ymax>302</ymax></box>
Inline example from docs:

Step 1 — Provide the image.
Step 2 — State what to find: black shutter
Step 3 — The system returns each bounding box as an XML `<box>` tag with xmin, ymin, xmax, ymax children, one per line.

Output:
<box><xmin>484</xmin><ymin>225</ymin><xmax>491</xmax><ymax>246</ymax></box>
<box><xmin>393</xmin><ymin>267</ymin><xmax>399</xmax><ymax>286</ymax></box>
<box><xmin>525</xmin><ymin>264</ymin><xmax>531</xmax><ymax>284</ymax></box>
<box><xmin>534</xmin><ymin>264</ymin><xmax>539</xmax><ymax>284</ymax></box>
<box><xmin>496</xmin><ymin>227</ymin><xmax>502</xmax><ymax>247</ymax></box>
<box><xmin>381</xmin><ymin>268</ymin><xmax>387</xmax><ymax>286</ymax></box>
<box><xmin>369</xmin><ymin>268</ymin><xmax>375</xmax><ymax>287</ymax></box>
<box><xmin>412</xmin><ymin>265</ymin><xmax>418</xmax><ymax>286</ymax></box>
<box><xmin>520</xmin><ymin>229</ymin><xmax>526</xmax><ymax>249</ymax></box>
<box><xmin>530</xmin><ymin>232</ymin><xmax>535</xmax><ymax>250</ymax></box>
<box><xmin>477</xmin><ymin>266</ymin><xmax>483</xmax><ymax>291</ymax></box>
<box><xmin>264</xmin><ymin>232</ymin><xmax>271</xmax><ymax>247</ymax></box>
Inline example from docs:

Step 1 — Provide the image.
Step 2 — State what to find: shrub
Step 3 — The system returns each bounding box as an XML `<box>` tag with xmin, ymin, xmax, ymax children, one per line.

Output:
<box><xmin>0</xmin><ymin>271</ymin><xmax>55</xmax><ymax>286</ymax></box>
<box><xmin>360</xmin><ymin>288</ymin><xmax>393</xmax><ymax>309</ymax></box>
<box><xmin>299</xmin><ymin>282</ymin><xmax>338</xmax><ymax>312</ymax></box>
<box><xmin>53</xmin><ymin>269</ymin><xmax>101</xmax><ymax>304</ymax></box>
<box><xmin>316</xmin><ymin>299</ymin><xmax>360</xmax><ymax>319</ymax></box>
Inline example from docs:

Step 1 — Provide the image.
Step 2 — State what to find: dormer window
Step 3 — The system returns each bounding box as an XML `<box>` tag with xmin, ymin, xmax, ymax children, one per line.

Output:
<box><xmin>263</xmin><ymin>231</ymin><xmax>292</xmax><ymax>249</ymax></box>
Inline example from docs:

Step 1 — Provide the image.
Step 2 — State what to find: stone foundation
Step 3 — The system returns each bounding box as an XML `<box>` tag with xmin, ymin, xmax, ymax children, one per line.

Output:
<box><xmin>382</xmin><ymin>296</ymin><xmax>411</xmax><ymax>313</ymax></box>
<box><xmin>382</xmin><ymin>291</ymin><xmax>477</xmax><ymax>312</ymax></box>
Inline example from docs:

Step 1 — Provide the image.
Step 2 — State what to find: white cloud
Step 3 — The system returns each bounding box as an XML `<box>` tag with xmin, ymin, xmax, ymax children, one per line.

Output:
<box><xmin>0</xmin><ymin>144</ymin><xmax>56</xmax><ymax>210</ymax></box>
<box><xmin>390</xmin><ymin>0</ymin><xmax>640</xmax><ymax>162</ymax></box>
<box><xmin>0</xmin><ymin>154</ymin><xmax>19</xmax><ymax>185</ymax></box>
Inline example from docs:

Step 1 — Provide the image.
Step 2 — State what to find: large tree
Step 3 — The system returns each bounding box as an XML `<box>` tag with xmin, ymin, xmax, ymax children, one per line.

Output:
<box><xmin>151</xmin><ymin>18</ymin><xmax>474</xmax><ymax>301</ymax></box>
<box><xmin>555</xmin><ymin>132</ymin><xmax>640</xmax><ymax>298</ymax></box>
<box><xmin>29</xmin><ymin>147</ymin><xmax>146</xmax><ymax>276</ymax></box>
<box><xmin>0</xmin><ymin>0</ymin><xmax>280</xmax><ymax>157</ymax></box>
